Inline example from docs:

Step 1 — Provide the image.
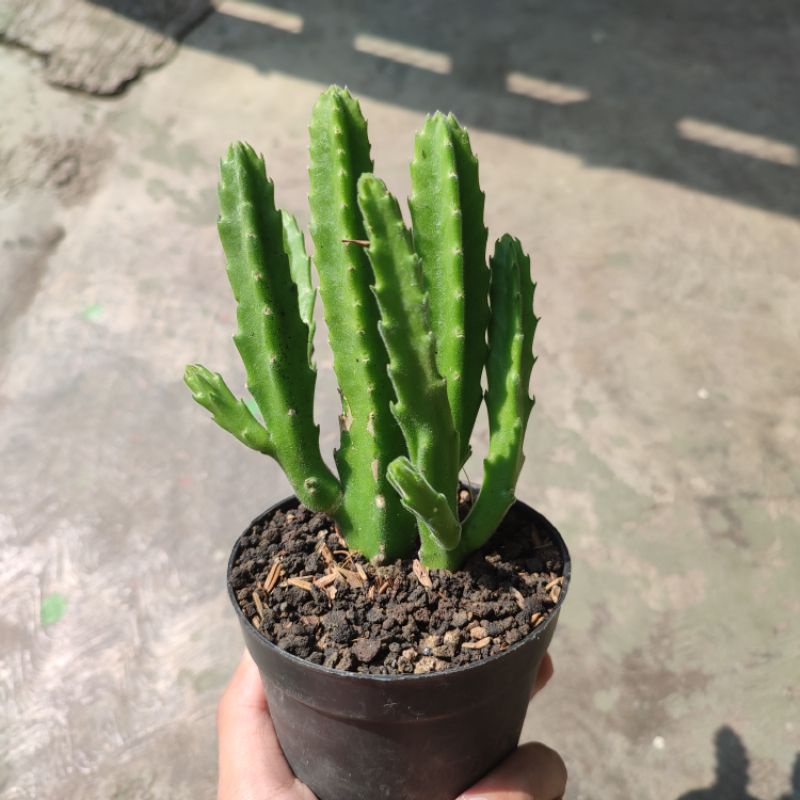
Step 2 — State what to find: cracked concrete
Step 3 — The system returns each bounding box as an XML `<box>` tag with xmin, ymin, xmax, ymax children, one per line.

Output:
<box><xmin>0</xmin><ymin>0</ymin><xmax>213</xmax><ymax>95</ymax></box>
<box><xmin>1</xmin><ymin>2</ymin><xmax>799</xmax><ymax>799</ymax></box>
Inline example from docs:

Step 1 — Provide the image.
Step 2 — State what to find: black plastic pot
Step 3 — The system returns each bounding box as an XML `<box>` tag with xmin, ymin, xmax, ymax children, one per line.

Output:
<box><xmin>227</xmin><ymin>494</ymin><xmax>571</xmax><ymax>800</ymax></box>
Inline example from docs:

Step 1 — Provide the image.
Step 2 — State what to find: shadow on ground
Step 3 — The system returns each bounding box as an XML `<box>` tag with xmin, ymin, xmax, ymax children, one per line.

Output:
<box><xmin>676</xmin><ymin>726</ymin><xmax>800</xmax><ymax>800</ymax></box>
<box><xmin>87</xmin><ymin>0</ymin><xmax>800</xmax><ymax>218</ymax></box>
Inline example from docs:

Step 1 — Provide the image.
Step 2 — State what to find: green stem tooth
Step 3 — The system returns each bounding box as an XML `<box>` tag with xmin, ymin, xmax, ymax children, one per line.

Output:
<box><xmin>280</xmin><ymin>210</ymin><xmax>316</xmax><ymax>366</ymax></box>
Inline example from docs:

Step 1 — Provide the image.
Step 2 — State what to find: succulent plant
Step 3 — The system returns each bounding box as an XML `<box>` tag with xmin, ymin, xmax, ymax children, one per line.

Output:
<box><xmin>185</xmin><ymin>86</ymin><xmax>538</xmax><ymax>570</ymax></box>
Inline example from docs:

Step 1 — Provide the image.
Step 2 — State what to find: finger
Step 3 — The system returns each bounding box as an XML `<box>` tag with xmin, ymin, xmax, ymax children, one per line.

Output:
<box><xmin>217</xmin><ymin>651</ymin><xmax>313</xmax><ymax>799</ymax></box>
<box><xmin>530</xmin><ymin>653</ymin><xmax>554</xmax><ymax>700</ymax></box>
<box><xmin>459</xmin><ymin>742</ymin><xmax>567</xmax><ymax>800</ymax></box>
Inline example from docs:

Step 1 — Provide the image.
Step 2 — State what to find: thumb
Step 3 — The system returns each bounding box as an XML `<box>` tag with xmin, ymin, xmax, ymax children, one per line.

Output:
<box><xmin>459</xmin><ymin>742</ymin><xmax>567</xmax><ymax>800</ymax></box>
<box><xmin>217</xmin><ymin>650</ymin><xmax>313</xmax><ymax>799</ymax></box>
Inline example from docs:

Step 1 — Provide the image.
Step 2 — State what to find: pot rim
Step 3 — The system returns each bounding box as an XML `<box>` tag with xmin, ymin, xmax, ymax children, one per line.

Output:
<box><xmin>227</xmin><ymin>490</ymin><xmax>571</xmax><ymax>684</ymax></box>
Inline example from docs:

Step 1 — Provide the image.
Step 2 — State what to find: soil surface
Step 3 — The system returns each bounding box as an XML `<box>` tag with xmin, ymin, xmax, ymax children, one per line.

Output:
<box><xmin>231</xmin><ymin>490</ymin><xmax>565</xmax><ymax>675</ymax></box>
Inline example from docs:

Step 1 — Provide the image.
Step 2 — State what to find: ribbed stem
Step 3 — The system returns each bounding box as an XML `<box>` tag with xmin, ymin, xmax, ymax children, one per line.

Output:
<box><xmin>409</xmin><ymin>113</ymin><xmax>489</xmax><ymax>465</ymax></box>
<box><xmin>460</xmin><ymin>235</ymin><xmax>538</xmax><ymax>554</ymax></box>
<box><xmin>214</xmin><ymin>142</ymin><xmax>341</xmax><ymax>513</ymax></box>
<box><xmin>358</xmin><ymin>173</ymin><xmax>461</xmax><ymax>568</ymax></box>
<box><xmin>308</xmin><ymin>87</ymin><xmax>412</xmax><ymax>561</ymax></box>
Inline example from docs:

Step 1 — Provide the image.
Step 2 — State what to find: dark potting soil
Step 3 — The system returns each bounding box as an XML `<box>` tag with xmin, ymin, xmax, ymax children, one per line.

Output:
<box><xmin>231</xmin><ymin>490</ymin><xmax>565</xmax><ymax>675</ymax></box>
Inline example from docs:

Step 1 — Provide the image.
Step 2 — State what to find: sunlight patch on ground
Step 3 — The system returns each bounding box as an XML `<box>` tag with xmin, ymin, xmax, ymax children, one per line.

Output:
<box><xmin>506</xmin><ymin>72</ymin><xmax>590</xmax><ymax>105</ymax></box>
<box><xmin>219</xmin><ymin>1</ymin><xmax>304</xmax><ymax>34</ymax></box>
<box><xmin>677</xmin><ymin>118</ymin><xmax>799</xmax><ymax>166</ymax></box>
<box><xmin>353</xmin><ymin>34</ymin><xmax>452</xmax><ymax>75</ymax></box>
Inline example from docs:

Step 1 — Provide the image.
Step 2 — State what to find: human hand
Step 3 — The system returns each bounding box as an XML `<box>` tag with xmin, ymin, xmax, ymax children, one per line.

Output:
<box><xmin>217</xmin><ymin>650</ymin><xmax>566</xmax><ymax>800</ymax></box>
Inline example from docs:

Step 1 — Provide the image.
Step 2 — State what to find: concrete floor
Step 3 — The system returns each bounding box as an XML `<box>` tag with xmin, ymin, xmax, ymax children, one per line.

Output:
<box><xmin>1</xmin><ymin>2</ymin><xmax>799</xmax><ymax>798</ymax></box>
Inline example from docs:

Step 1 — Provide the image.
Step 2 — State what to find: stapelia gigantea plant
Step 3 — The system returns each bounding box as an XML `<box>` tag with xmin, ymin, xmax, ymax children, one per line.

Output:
<box><xmin>184</xmin><ymin>86</ymin><xmax>538</xmax><ymax>571</ymax></box>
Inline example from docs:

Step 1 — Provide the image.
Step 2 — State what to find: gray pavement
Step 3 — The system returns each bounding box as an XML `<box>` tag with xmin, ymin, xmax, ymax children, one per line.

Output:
<box><xmin>1</xmin><ymin>2</ymin><xmax>799</xmax><ymax>798</ymax></box>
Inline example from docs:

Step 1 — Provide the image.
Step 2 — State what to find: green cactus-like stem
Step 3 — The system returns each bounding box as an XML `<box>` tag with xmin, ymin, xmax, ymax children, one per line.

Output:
<box><xmin>387</xmin><ymin>457</ymin><xmax>461</xmax><ymax>551</ymax></box>
<box><xmin>186</xmin><ymin>88</ymin><xmax>544</xmax><ymax>573</ymax></box>
<box><xmin>459</xmin><ymin>235</ymin><xmax>538</xmax><ymax>556</ymax></box>
<box><xmin>184</xmin><ymin>365</ymin><xmax>274</xmax><ymax>455</ymax></box>
<box><xmin>409</xmin><ymin>113</ymin><xmax>489</xmax><ymax>465</ymax></box>
<box><xmin>213</xmin><ymin>142</ymin><xmax>342</xmax><ymax>514</ymax></box>
<box><xmin>308</xmin><ymin>87</ymin><xmax>412</xmax><ymax>562</ymax></box>
<box><xmin>357</xmin><ymin>173</ymin><xmax>462</xmax><ymax>568</ymax></box>
<box><xmin>280</xmin><ymin>210</ymin><xmax>316</xmax><ymax>365</ymax></box>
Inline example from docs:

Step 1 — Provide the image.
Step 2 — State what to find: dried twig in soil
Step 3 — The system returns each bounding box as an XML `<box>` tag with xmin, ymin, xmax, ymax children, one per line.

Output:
<box><xmin>287</xmin><ymin>577</ymin><xmax>315</xmax><ymax>592</ymax></box>
<box><xmin>463</xmin><ymin>636</ymin><xmax>491</xmax><ymax>650</ymax></box>
<box><xmin>333</xmin><ymin>564</ymin><xmax>364</xmax><ymax>589</ymax></box>
<box><xmin>318</xmin><ymin>542</ymin><xmax>335</xmax><ymax>566</ymax></box>
<box><xmin>264</xmin><ymin>560</ymin><xmax>283</xmax><ymax>592</ymax></box>
<box><xmin>412</xmin><ymin>559</ymin><xmax>433</xmax><ymax>589</ymax></box>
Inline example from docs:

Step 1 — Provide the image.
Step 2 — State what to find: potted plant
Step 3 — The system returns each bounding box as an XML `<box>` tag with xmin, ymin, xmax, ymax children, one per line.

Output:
<box><xmin>185</xmin><ymin>86</ymin><xmax>570</xmax><ymax>800</ymax></box>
